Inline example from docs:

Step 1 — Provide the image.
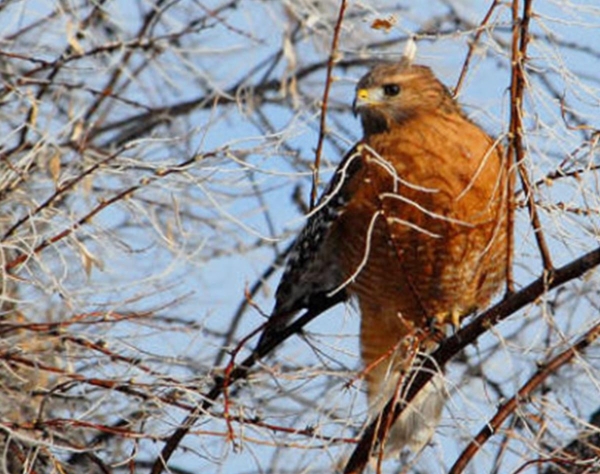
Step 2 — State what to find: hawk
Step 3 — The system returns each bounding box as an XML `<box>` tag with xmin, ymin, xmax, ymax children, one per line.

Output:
<box><xmin>257</xmin><ymin>59</ymin><xmax>511</xmax><ymax>456</ymax></box>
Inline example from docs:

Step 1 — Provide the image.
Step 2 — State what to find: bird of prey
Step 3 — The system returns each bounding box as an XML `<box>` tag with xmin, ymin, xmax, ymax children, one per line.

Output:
<box><xmin>257</xmin><ymin>58</ymin><xmax>512</xmax><ymax>456</ymax></box>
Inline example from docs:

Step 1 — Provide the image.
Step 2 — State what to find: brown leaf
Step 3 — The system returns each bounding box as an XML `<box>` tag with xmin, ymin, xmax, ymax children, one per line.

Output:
<box><xmin>49</xmin><ymin>151</ymin><xmax>61</xmax><ymax>184</ymax></box>
<box><xmin>370</xmin><ymin>16</ymin><xmax>396</xmax><ymax>32</ymax></box>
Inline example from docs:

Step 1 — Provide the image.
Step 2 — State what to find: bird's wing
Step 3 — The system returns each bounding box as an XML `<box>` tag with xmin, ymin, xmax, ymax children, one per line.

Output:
<box><xmin>255</xmin><ymin>144</ymin><xmax>365</xmax><ymax>351</ymax></box>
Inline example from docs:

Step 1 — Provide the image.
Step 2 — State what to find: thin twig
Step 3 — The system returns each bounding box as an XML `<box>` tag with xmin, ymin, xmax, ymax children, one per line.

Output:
<box><xmin>148</xmin><ymin>291</ymin><xmax>346</xmax><ymax>474</ymax></box>
<box><xmin>454</xmin><ymin>0</ymin><xmax>501</xmax><ymax>96</ymax></box>
<box><xmin>4</xmin><ymin>152</ymin><xmax>214</xmax><ymax>273</ymax></box>
<box><xmin>448</xmin><ymin>321</ymin><xmax>600</xmax><ymax>474</ymax></box>
<box><xmin>213</xmin><ymin>241</ymin><xmax>293</xmax><ymax>367</ymax></box>
<box><xmin>508</xmin><ymin>0</ymin><xmax>554</xmax><ymax>272</ymax></box>
<box><xmin>81</xmin><ymin>0</ymin><xmax>168</xmax><ymax>123</ymax></box>
<box><xmin>310</xmin><ymin>0</ymin><xmax>348</xmax><ymax>209</ymax></box>
<box><xmin>1</xmin><ymin>145</ymin><xmax>129</xmax><ymax>242</ymax></box>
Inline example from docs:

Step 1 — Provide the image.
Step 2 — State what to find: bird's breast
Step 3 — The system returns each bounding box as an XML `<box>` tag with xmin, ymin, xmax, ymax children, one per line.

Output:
<box><xmin>337</xmin><ymin>112</ymin><xmax>509</xmax><ymax>327</ymax></box>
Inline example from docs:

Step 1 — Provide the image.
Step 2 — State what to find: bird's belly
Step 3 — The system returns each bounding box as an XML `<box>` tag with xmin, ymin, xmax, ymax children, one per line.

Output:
<box><xmin>344</xmin><ymin>220</ymin><xmax>506</xmax><ymax>326</ymax></box>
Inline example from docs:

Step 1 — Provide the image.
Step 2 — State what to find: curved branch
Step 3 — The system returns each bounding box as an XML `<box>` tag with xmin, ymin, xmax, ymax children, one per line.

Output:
<box><xmin>454</xmin><ymin>0</ymin><xmax>502</xmax><ymax>96</ymax></box>
<box><xmin>343</xmin><ymin>243</ymin><xmax>600</xmax><ymax>473</ymax></box>
<box><xmin>151</xmin><ymin>242</ymin><xmax>600</xmax><ymax>474</ymax></box>
<box><xmin>310</xmin><ymin>0</ymin><xmax>348</xmax><ymax>208</ymax></box>
<box><xmin>148</xmin><ymin>291</ymin><xmax>346</xmax><ymax>474</ymax></box>
<box><xmin>449</xmin><ymin>321</ymin><xmax>600</xmax><ymax>474</ymax></box>
<box><xmin>508</xmin><ymin>0</ymin><xmax>554</xmax><ymax>271</ymax></box>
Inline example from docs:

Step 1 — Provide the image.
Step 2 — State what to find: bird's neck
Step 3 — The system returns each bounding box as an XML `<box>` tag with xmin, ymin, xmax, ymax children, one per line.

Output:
<box><xmin>359</xmin><ymin>113</ymin><xmax>391</xmax><ymax>136</ymax></box>
<box><xmin>360</xmin><ymin>111</ymin><xmax>423</xmax><ymax>136</ymax></box>
<box><xmin>361</xmin><ymin>109</ymin><xmax>441</xmax><ymax>142</ymax></box>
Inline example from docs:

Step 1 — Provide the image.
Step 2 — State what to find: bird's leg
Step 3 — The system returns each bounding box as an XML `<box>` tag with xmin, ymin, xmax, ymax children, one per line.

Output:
<box><xmin>451</xmin><ymin>308</ymin><xmax>463</xmax><ymax>331</ymax></box>
<box><xmin>428</xmin><ymin>308</ymin><xmax>462</xmax><ymax>338</ymax></box>
<box><xmin>426</xmin><ymin>314</ymin><xmax>447</xmax><ymax>344</ymax></box>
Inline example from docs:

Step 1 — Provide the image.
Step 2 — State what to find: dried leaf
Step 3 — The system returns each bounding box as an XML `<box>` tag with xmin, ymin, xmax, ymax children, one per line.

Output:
<box><xmin>82</xmin><ymin>174</ymin><xmax>93</xmax><ymax>197</ymax></box>
<box><xmin>27</xmin><ymin>90</ymin><xmax>38</xmax><ymax>128</ymax></box>
<box><xmin>78</xmin><ymin>242</ymin><xmax>104</xmax><ymax>278</ymax></box>
<box><xmin>71</xmin><ymin>120</ymin><xmax>84</xmax><ymax>142</ymax></box>
<box><xmin>281</xmin><ymin>33</ymin><xmax>300</xmax><ymax>109</ymax></box>
<box><xmin>49</xmin><ymin>151</ymin><xmax>61</xmax><ymax>184</ymax></box>
<box><xmin>67</xmin><ymin>20</ymin><xmax>85</xmax><ymax>55</ymax></box>
<box><xmin>370</xmin><ymin>16</ymin><xmax>396</xmax><ymax>33</ymax></box>
<box><xmin>166</xmin><ymin>220</ymin><xmax>174</xmax><ymax>248</ymax></box>
<box><xmin>403</xmin><ymin>36</ymin><xmax>417</xmax><ymax>63</ymax></box>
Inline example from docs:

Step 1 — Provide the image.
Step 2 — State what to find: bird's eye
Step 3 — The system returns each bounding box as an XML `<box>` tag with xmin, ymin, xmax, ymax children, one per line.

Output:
<box><xmin>382</xmin><ymin>84</ymin><xmax>401</xmax><ymax>97</ymax></box>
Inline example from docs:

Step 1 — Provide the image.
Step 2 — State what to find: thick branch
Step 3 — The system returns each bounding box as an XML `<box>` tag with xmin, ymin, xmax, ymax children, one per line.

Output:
<box><xmin>343</xmin><ymin>243</ymin><xmax>600</xmax><ymax>473</ymax></box>
<box><xmin>449</xmin><ymin>322</ymin><xmax>600</xmax><ymax>474</ymax></box>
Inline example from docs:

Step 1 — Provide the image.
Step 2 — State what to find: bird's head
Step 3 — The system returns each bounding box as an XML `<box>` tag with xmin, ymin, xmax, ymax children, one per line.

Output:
<box><xmin>353</xmin><ymin>60</ymin><xmax>458</xmax><ymax>135</ymax></box>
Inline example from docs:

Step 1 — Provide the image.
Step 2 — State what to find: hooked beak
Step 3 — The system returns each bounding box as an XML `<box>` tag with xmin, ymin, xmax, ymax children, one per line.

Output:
<box><xmin>353</xmin><ymin>88</ymin><xmax>370</xmax><ymax>117</ymax></box>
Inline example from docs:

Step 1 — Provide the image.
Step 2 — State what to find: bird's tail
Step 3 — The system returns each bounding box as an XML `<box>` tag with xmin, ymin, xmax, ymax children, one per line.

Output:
<box><xmin>375</xmin><ymin>370</ymin><xmax>446</xmax><ymax>457</ymax></box>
